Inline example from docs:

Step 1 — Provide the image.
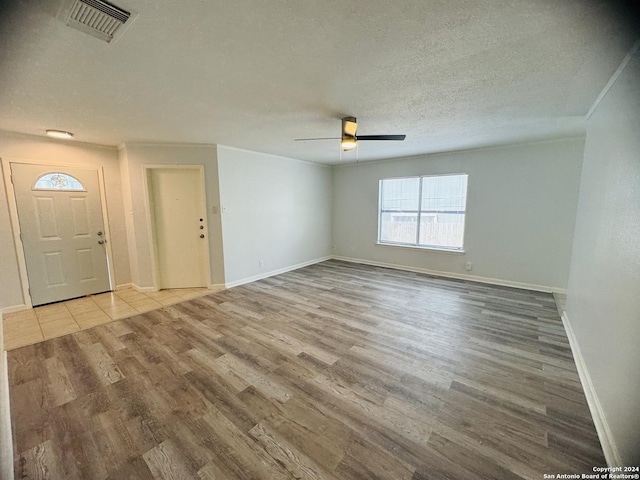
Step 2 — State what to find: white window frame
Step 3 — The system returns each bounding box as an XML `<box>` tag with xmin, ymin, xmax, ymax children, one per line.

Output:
<box><xmin>377</xmin><ymin>173</ymin><xmax>468</xmax><ymax>252</ymax></box>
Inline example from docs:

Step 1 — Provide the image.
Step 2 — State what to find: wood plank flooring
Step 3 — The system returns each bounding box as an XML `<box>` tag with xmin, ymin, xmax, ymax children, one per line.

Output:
<box><xmin>8</xmin><ymin>260</ymin><xmax>605</xmax><ymax>479</ymax></box>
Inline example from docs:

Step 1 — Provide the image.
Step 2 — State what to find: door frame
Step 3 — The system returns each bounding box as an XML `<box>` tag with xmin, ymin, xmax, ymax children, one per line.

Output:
<box><xmin>1</xmin><ymin>157</ymin><xmax>115</xmax><ymax>310</ymax></box>
<box><xmin>142</xmin><ymin>164</ymin><xmax>212</xmax><ymax>291</ymax></box>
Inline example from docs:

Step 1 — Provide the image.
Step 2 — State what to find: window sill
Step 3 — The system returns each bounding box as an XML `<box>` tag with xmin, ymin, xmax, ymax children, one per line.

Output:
<box><xmin>376</xmin><ymin>242</ymin><xmax>466</xmax><ymax>254</ymax></box>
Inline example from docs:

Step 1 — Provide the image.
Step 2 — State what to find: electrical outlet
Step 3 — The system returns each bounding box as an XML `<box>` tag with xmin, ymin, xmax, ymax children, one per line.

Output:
<box><xmin>259</xmin><ymin>260</ymin><xmax>264</xmax><ymax>268</ymax></box>
<box><xmin>465</xmin><ymin>261</ymin><xmax>473</xmax><ymax>271</ymax></box>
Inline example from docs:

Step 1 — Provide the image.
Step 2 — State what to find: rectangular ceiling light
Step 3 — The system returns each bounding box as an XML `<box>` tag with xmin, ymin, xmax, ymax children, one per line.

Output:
<box><xmin>66</xmin><ymin>0</ymin><xmax>132</xmax><ymax>43</ymax></box>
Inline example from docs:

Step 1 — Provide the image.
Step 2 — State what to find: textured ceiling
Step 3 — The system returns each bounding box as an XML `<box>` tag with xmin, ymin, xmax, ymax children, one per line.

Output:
<box><xmin>0</xmin><ymin>0</ymin><xmax>638</xmax><ymax>164</ymax></box>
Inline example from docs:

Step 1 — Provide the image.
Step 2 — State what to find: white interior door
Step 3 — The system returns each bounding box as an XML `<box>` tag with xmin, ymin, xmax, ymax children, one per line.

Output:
<box><xmin>12</xmin><ymin>163</ymin><xmax>111</xmax><ymax>306</ymax></box>
<box><xmin>149</xmin><ymin>168</ymin><xmax>208</xmax><ymax>289</ymax></box>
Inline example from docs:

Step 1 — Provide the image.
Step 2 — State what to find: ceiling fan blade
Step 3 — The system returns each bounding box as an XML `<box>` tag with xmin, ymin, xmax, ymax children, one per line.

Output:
<box><xmin>294</xmin><ymin>137</ymin><xmax>341</xmax><ymax>141</ymax></box>
<box><xmin>356</xmin><ymin>134</ymin><xmax>406</xmax><ymax>141</ymax></box>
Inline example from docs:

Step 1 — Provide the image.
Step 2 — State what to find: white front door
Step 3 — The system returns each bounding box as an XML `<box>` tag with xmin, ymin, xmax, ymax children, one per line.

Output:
<box><xmin>149</xmin><ymin>168</ymin><xmax>208</xmax><ymax>289</ymax></box>
<box><xmin>12</xmin><ymin>163</ymin><xmax>111</xmax><ymax>306</ymax></box>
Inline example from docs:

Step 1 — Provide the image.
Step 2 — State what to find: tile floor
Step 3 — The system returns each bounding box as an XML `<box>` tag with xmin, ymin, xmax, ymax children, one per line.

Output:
<box><xmin>2</xmin><ymin>286</ymin><xmax>220</xmax><ymax>351</ymax></box>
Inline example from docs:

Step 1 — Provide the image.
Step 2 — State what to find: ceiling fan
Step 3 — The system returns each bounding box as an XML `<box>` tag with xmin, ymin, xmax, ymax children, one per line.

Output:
<box><xmin>295</xmin><ymin>117</ymin><xmax>406</xmax><ymax>152</ymax></box>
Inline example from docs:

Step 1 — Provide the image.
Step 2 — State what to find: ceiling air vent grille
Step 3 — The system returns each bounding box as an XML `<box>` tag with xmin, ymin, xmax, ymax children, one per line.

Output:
<box><xmin>66</xmin><ymin>0</ymin><xmax>132</xmax><ymax>42</ymax></box>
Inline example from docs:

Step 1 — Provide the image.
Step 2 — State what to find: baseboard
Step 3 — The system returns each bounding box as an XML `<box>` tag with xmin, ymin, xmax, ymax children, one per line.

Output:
<box><xmin>1</xmin><ymin>313</ymin><xmax>15</xmax><ymax>480</ymax></box>
<box><xmin>1</xmin><ymin>304</ymin><xmax>29</xmax><ymax>315</ymax></box>
<box><xmin>225</xmin><ymin>256</ymin><xmax>332</xmax><ymax>289</ymax></box>
<box><xmin>129</xmin><ymin>283</ymin><xmax>226</xmax><ymax>292</ymax></box>
<box><xmin>114</xmin><ymin>283</ymin><xmax>133</xmax><ymax>291</ymax></box>
<box><xmin>131</xmin><ymin>284</ymin><xmax>157</xmax><ymax>293</ymax></box>
<box><xmin>331</xmin><ymin>255</ymin><xmax>563</xmax><ymax>294</ymax></box>
<box><xmin>561</xmin><ymin>311</ymin><xmax>621</xmax><ymax>467</ymax></box>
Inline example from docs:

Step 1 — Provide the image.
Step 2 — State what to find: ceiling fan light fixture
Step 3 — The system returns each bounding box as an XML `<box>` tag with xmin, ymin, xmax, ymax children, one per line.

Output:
<box><xmin>294</xmin><ymin>116</ymin><xmax>405</xmax><ymax>158</ymax></box>
<box><xmin>341</xmin><ymin>137</ymin><xmax>357</xmax><ymax>151</ymax></box>
<box><xmin>46</xmin><ymin>129</ymin><xmax>74</xmax><ymax>140</ymax></box>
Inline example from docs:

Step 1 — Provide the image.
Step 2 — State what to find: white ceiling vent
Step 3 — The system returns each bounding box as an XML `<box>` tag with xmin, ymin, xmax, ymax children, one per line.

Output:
<box><xmin>65</xmin><ymin>0</ymin><xmax>136</xmax><ymax>43</ymax></box>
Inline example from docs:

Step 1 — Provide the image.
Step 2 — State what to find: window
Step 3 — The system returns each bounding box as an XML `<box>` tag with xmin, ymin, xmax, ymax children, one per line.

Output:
<box><xmin>378</xmin><ymin>173</ymin><xmax>468</xmax><ymax>251</ymax></box>
<box><xmin>33</xmin><ymin>172</ymin><xmax>85</xmax><ymax>191</ymax></box>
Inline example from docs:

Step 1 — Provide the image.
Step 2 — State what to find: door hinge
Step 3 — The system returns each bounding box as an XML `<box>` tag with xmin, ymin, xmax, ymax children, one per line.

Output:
<box><xmin>19</xmin><ymin>232</ymin><xmax>23</xmax><ymax>242</ymax></box>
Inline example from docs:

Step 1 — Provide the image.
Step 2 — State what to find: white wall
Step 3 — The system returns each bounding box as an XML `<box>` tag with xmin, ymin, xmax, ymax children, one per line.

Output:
<box><xmin>217</xmin><ymin>146</ymin><xmax>332</xmax><ymax>286</ymax></box>
<box><xmin>565</xmin><ymin>50</ymin><xmax>640</xmax><ymax>466</ymax></box>
<box><xmin>119</xmin><ymin>144</ymin><xmax>225</xmax><ymax>288</ymax></box>
<box><xmin>0</xmin><ymin>312</ymin><xmax>14</xmax><ymax>480</ymax></box>
<box><xmin>332</xmin><ymin>138</ymin><xmax>585</xmax><ymax>291</ymax></box>
<box><xmin>0</xmin><ymin>131</ymin><xmax>129</xmax><ymax>311</ymax></box>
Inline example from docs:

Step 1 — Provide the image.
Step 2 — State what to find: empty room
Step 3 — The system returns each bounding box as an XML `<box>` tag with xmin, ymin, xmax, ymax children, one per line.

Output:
<box><xmin>0</xmin><ymin>0</ymin><xmax>639</xmax><ymax>479</ymax></box>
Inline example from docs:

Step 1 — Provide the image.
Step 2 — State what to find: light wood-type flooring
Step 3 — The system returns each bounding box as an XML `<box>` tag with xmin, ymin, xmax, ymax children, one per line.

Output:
<box><xmin>8</xmin><ymin>260</ymin><xmax>605</xmax><ymax>479</ymax></box>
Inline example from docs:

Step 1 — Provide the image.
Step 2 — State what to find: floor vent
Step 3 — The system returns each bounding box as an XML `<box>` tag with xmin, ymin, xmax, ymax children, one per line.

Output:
<box><xmin>65</xmin><ymin>0</ymin><xmax>133</xmax><ymax>43</ymax></box>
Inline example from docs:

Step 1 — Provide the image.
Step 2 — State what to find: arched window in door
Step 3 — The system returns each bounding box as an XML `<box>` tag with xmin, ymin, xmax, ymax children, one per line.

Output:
<box><xmin>33</xmin><ymin>172</ymin><xmax>86</xmax><ymax>191</ymax></box>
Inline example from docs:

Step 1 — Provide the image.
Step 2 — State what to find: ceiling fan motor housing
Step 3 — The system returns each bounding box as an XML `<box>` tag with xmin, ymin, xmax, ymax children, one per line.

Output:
<box><xmin>341</xmin><ymin>117</ymin><xmax>358</xmax><ymax>151</ymax></box>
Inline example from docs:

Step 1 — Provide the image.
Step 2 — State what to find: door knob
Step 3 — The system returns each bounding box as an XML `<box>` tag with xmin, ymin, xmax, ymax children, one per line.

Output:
<box><xmin>98</xmin><ymin>240</ymin><xmax>105</xmax><ymax>245</ymax></box>
<box><xmin>97</xmin><ymin>231</ymin><xmax>103</xmax><ymax>236</ymax></box>
<box><xmin>199</xmin><ymin>234</ymin><xmax>205</xmax><ymax>238</ymax></box>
